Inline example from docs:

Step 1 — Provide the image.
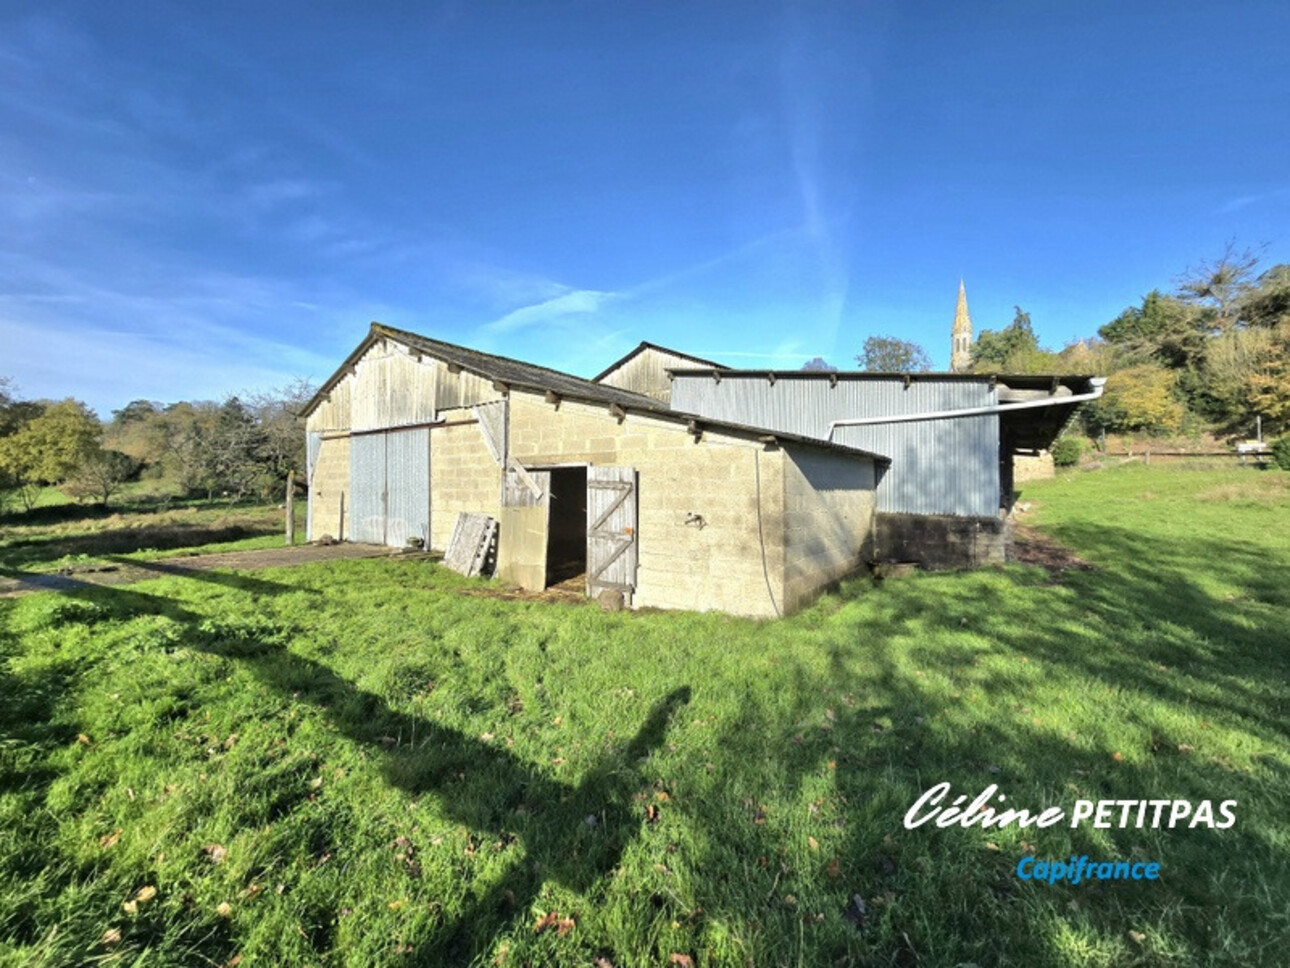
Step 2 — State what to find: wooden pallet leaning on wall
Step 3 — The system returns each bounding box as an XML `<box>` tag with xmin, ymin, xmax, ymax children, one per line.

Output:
<box><xmin>444</xmin><ymin>513</ymin><xmax>498</xmax><ymax>577</ymax></box>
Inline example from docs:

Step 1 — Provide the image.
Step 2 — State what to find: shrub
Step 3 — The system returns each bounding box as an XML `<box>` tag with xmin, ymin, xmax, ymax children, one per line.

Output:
<box><xmin>1051</xmin><ymin>436</ymin><xmax>1084</xmax><ymax>468</ymax></box>
<box><xmin>1271</xmin><ymin>434</ymin><xmax>1290</xmax><ymax>471</ymax></box>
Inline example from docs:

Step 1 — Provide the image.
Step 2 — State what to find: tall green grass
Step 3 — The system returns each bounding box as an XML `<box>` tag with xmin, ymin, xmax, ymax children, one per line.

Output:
<box><xmin>1</xmin><ymin>464</ymin><xmax>1287</xmax><ymax>966</ymax></box>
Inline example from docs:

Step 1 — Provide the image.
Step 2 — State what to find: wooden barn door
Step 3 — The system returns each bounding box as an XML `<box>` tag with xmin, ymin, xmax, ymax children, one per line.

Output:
<box><xmin>587</xmin><ymin>466</ymin><xmax>638</xmax><ymax>606</ymax></box>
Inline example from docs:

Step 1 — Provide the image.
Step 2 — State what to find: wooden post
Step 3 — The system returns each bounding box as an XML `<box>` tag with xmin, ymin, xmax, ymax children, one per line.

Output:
<box><xmin>285</xmin><ymin>470</ymin><xmax>296</xmax><ymax>546</ymax></box>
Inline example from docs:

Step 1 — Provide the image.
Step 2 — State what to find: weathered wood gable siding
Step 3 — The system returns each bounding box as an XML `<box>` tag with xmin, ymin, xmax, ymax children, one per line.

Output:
<box><xmin>506</xmin><ymin>390</ymin><xmax>789</xmax><ymax>617</ymax></box>
<box><xmin>305</xmin><ymin>338</ymin><xmax>500</xmax><ymax>434</ymax></box>
<box><xmin>595</xmin><ymin>347</ymin><xmax>706</xmax><ymax>404</ymax></box>
<box><xmin>781</xmin><ymin>445</ymin><xmax>876</xmax><ymax>613</ymax></box>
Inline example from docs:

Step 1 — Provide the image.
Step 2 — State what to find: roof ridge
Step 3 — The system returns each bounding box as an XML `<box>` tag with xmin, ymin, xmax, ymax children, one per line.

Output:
<box><xmin>371</xmin><ymin>322</ymin><xmax>660</xmax><ymax>405</ymax></box>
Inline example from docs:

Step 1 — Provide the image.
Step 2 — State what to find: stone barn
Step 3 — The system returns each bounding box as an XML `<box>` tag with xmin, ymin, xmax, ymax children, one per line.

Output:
<box><xmin>302</xmin><ymin>324</ymin><xmax>887</xmax><ymax>618</ymax></box>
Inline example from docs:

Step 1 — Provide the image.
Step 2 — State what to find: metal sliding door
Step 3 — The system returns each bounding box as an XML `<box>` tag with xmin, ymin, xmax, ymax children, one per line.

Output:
<box><xmin>385</xmin><ymin>428</ymin><xmax>430</xmax><ymax>548</ymax></box>
<box><xmin>348</xmin><ymin>428</ymin><xmax>431</xmax><ymax>547</ymax></box>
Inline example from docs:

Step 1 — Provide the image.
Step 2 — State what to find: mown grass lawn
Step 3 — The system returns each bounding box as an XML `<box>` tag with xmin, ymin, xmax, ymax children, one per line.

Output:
<box><xmin>1</xmin><ymin>464</ymin><xmax>1287</xmax><ymax>967</ymax></box>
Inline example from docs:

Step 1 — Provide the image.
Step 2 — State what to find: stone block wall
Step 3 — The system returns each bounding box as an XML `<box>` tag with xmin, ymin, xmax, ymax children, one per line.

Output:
<box><xmin>507</xmin><ymin>391</ymin><xmax>790</xmax><ymax>617</ymax></box>
<box><xmin>782</xmin><ymin>445</ymin><xmax>877</xmax><ymax>612</ymax></box>
<box><xmin>428</xmin><ymin>409</ymin><xmax>502</xmax><ymax>552</ymax></box>
<box><xmin>309</xmin><ymin>436</ymin><xmax>350</xmax><ymax>541</ymax></box>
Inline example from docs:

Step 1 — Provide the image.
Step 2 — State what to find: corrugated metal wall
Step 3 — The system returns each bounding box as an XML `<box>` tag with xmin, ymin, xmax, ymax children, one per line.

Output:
<box><xmin>349</xmin><ymin>434</ymin><xmax>387</xmax><ymax>544</ymax></box>
<box><xmin>305</xmin><ymin>432</ymin><xmax>322</xmax><ymax>542</ymax></box>
<box><xmin>670</xmin><ymin>375</ymin><xmax>1000</xmax><ymax>516</ymax></box>
<box><xmin>347</xmin><ymin>429</ymin><xmax>432</xmax><ymax>546</ymax></box>
<box><xmin>385</xmin><ymin>428</ymin><xmax>430</xmax><ymax>547</ymax></box>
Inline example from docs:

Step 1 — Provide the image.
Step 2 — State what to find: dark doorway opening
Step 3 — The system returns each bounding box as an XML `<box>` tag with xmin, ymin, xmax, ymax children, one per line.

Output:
<box><xmin>545</xmin><ymin>466</ymin><xmax>588</xmax><ymax>585</ymax></box>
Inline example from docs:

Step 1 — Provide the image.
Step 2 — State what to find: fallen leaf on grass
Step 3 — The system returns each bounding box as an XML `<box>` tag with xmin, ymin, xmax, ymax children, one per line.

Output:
<box><xmin>135</xmin><ymin>885</ymin><xmax>157</xmax><ymax>902</ymax></box>
<box><xmin>122</xmin><ymin>900</ymin><xmax>137</xmax><ymax>915</ymax></box>
<box><xmin>388</xmin><ymin>900</ymin><xmax>406</xmax><ymax>911</ymax></box>
<box><xmin>1129</xmin><ymin>930</ymin><xmax>1146</xmax><ymax>944</ymax></box>
<box><xmin>645</xmin><ymin>804</ymin><xmax>660</xmax><ymax>824</ymax></box>
<box><xmin>668</xmin><ymin>954</ymin><xmax>694</xmax><ymax>967</ymax></box>
<box><xmin>1112</xmin><ymin>752</ymin><xmax>1124</xmax><ymax>763</ymax></box>
<box><xmin>99</xmin><ymin>829</ymin><xmax>122</xmax><ymax>849</ymax></box>
<box><xmin>204</xmin><ymin>844</ymin><xmax>228</xmax><ymax>864</ymax></box>
<box><xmin>807</xmin><ymin>836</ymin><xmax>819</xmax><ymax>851</ymax></box>
<box><xmin>534</xmin><ymin>910</ymin><xmax>560</xmax><ymax>934</ymax></box>
<box><xmin>216</xmin><ymin>902</ymin><xmax>232</xmax><ymax>917</ymax></box>
<box><xmin>826</xmin><ymin>857</ymin><xmax>842</xmax><ymax>879</ymax></box>
<box><xmin>77</xmin><ymin>734</ymin><xmax>91</xmax><ymax>745</ymax></box>
<box><xmin>101</xmin><ymin>928</ymin><xmax>122</xmax><ymax>946</ymax></box>
<box><xmin>557</xmin><ymin>917</ymin><xmax>575</xmax><ymax>937</ymax></box>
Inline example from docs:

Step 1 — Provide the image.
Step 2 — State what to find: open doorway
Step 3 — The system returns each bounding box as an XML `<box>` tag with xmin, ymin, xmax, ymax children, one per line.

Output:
<box><xmin>545</xmin><ymin>466</ymin><xmax>588</xmax><ymax>585</ymax></box>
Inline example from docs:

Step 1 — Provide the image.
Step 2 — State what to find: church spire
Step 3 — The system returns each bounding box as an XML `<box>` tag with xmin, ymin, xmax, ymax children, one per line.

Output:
<box><xmin>951</xmin><ymin>279</ymin><xmax>972</xmax><ymax>372</ymax></box>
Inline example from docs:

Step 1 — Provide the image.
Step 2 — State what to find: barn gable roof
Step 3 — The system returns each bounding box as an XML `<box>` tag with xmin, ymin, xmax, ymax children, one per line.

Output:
<box><xmin>303</xmin><ymin>323</ymin><xmax>889</xmax><ymax>463</ymax></box>
<box><xmin>591</xmin><ymin>341</ymin><xmax>728</xmax><ymax>383</ymax></box>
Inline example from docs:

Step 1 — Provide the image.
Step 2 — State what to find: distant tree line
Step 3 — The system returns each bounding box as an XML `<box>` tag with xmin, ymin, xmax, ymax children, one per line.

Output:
<box><xmin>0</xmin><ymin>378</ymin><xmax>314</xmax><ymax>512</ymax></box>
<box><xmin>797</xmin><ymin>244</ymin><xmax>1290</xmax><ymax>442</ymax></box>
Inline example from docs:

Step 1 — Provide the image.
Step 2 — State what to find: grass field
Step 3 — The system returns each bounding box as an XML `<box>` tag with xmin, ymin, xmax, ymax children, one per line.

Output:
<box><xmin>1</xmin><ymin>464</ymin><xmax>1287</xmax><ymax>966</ymax></box>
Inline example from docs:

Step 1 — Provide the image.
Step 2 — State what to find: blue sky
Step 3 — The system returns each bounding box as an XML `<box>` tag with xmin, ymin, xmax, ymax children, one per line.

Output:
<box><xmin>3</xmin><ymin>1</ymin><xmax>1288</xmax><ymax>417</ymax></box>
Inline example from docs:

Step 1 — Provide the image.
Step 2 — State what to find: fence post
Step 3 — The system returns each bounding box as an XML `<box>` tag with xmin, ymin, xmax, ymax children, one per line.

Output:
<box><xmin>285</xmin><ymin>470</ymin><xmax>295</xmax><ymax>546</ymax></box>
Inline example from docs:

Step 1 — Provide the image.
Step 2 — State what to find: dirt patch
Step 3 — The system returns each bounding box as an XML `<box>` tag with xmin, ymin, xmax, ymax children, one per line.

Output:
<box><xmin>455</xmin><ymin>573</ymin><xmax>591</xmax><ymax>606</ymax></box>
<box><xmin>0</xmin><ymin>543</ymin><xmax>390</xmax><ymax>597</ymax></box>
<box><xmin>1007</xmin><ymin>525</ymin><xmax>1095</xmax><ymax>582</ymax></box>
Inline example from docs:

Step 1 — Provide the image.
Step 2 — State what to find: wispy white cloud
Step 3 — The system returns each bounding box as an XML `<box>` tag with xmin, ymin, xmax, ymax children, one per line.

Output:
<box><xmin>1216</xmin><ymin>187</ymin><xmax>1290</xmax><ymax>215</ymax></box>
<box><xmin>481</xmin><ymin>288</ymin><xmax>618</xmax><ymax>334</ymax></box>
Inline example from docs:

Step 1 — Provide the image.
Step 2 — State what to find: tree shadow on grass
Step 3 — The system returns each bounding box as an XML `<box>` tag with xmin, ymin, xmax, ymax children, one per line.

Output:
<box><xmin>633</xmin><ymin>520</ymin><xmax>1290</xmax><ymax>966</ymax></box>
<box><xmin>0</xmin><ymin>521</ymin><xmax>277</xmax><ymax>571</ymax></box>
<box><xmin>188</xmin><ymin>620</ymin><xmax>692</xmax><ymax>964</ymax></box>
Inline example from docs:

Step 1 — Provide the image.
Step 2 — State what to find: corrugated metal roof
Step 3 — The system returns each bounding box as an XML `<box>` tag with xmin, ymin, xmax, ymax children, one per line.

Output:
<box><xmin>671</xmin><ymin>374</ymin><xmax>1000</xmax><ymax>516</ymax></box>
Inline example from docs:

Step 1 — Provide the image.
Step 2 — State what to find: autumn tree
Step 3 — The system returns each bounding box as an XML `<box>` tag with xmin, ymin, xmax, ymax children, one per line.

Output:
<box><xmin>0</xmin><ymin>399</ymin><xmax>100</xmax><ymax>510</ymax></box>
<box><xmin>244</xmin><ymin>379</ymin><xmax>315</xmax><ymax>493</ymax></box>
<box><xmin>858</xmin><ymin>336</ymin><xmax>932</xmax><ymax>373</ymax></box>
<box><xmin>63</xmin><ymin>449</ymin><xmax>137</xmax><ymax>506</ymax></box>
<box><xmin>1085</xmin><ymin>365</ymin><xmax>1185</xmax><ymax>436</ymax></box>
<box><xmin>801</xmin><ymin>357</ymin><xmax>838</xmax><ymax>372</ymax></box>
<box><xmin>1177</xmin><ymin>242</ymin><xmax>1263</xmax><ymax>332</ymax></box>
